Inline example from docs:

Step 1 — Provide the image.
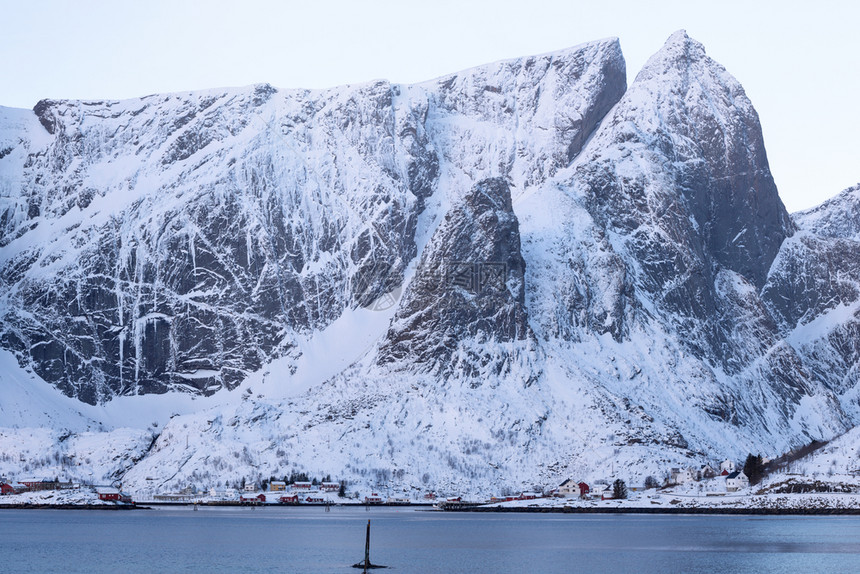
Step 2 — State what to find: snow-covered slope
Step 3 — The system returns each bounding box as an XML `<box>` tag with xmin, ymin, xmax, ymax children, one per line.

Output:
<box><xmin>761</xmin><ymin>183</ymin><xmax>860</xmax><ymax>419</ymax></box>
<box><xmin>1</xmin><ymin>32</ymin><xmax>858</xmax><ymax>496</ymax></box>
<box><xmin>0</xmin><ymin>348</ymin><xmax>98</xmax><ymax>431</ymax></box>
<box><xmin>768</xmin><ymin>425</ymin><xmax>860</xmax><ymax>480</ymax></box>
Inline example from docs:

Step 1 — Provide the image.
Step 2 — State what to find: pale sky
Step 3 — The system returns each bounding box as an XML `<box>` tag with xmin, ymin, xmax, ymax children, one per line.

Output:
<box><xmin>2</xmin><ymin>0</ymin><xmax>857</xmax><ymax>212</ymax></box>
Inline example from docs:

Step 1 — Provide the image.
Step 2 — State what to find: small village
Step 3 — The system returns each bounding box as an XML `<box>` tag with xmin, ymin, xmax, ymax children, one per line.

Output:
<box><xmin>3</xmin><ymin>453</ymin><xmax>857</xmax><ymax>512</ymax></box>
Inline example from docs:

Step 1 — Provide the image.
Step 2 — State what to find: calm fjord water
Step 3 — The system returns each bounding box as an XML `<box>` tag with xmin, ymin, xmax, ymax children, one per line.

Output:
<box><xmin>3</xmin><ymin>506</ymin><xmax>860</xmax><ymax>573</ymax></box>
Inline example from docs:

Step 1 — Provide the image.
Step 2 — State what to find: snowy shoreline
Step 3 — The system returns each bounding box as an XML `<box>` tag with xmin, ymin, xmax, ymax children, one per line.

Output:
<box><xmin>0</xmin><ymin>503</ymin><xmax>141</xmax><ymax>510</ymax></box>
<box><xmin>452</xmin><ymin>506</ymin><xmax>860</xmax><ymax>515</ymax></box>
<box><xmin>2</xmin><ymin>503</ymin><xmax>858</xmax><ymax>515</ymax></box>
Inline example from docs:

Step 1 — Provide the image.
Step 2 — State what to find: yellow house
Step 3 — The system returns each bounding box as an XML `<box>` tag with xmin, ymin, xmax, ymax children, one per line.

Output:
<box><xmin>270</xmin><ymin>481</ymin><xmax>287</xmax><ymax>492</ymax></box>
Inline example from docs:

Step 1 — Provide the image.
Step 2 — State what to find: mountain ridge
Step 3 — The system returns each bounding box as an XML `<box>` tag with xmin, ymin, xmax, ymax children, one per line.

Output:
<box><xmin>0</xmin><ymin>32</ymin><xmax>858</xmax><ymax>496</ymax></box>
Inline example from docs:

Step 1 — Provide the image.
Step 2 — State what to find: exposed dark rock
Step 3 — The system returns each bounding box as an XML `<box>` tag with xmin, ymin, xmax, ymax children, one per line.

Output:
<box><xmin>378</xmin><ymin>177</ymin><xmax>532</xmax><ymax>374</ymax></box>
<box><xmin>32</xmin><ymin>99</ymin><xmax>57</xmax><ymax>134</ymax></box>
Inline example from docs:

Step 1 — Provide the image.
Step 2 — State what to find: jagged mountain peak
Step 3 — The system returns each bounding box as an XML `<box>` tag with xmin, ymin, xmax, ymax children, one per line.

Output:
<box><xmin>634</xmin><ymin>29</ymin><xmax>705</xmax><ymax>78</ymax></box>
<box><xmin>761</xmin><ymin>182</ymin><xmax>860</xmax><ymax>412</ymax></box>
<box><xmin>633</xmin><ymin>30</ymin><xmax>744</xmax><ymax>104</ymax></box>
<box><xmin>571</xmin><ymin>30</ymin><xmax>791</xmax><ymax>296</ymax></box>
<box><xmin>524</xmin><ymin>30</ymin><xmax>824</xmax><ymax>433</ymax></box>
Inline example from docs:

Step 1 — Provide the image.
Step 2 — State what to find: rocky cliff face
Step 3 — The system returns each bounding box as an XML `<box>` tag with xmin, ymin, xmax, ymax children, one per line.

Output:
<box><xmin>1</xmin><ymin>32</ymin><xmax>858</xmax><ymax>495</ymax></box>
<box><xmin>0</xmin><ymin>38</ymin><xmax>624</xmax><ymax>406</ymax></box>
<box><xmin>1</xmin><ymin>83</ymin><xmax>431</xmax><ymax>403</ymax></box>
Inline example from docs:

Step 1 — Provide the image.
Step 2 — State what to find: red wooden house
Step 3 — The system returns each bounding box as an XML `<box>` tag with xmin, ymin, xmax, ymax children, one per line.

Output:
<box><xmin>96</xmin><ymin>487</ymin><xmax>133</xmax><ymax>503</ymax></box>
<box><xmin>578</xmin><ymin>482</ymin><xmax>590</xmax><ymax>497</ymax></box>
<box><xmin>97</xmin><ymin>487</ymin><xmax>121</xmax><ymax>501</ymax></box>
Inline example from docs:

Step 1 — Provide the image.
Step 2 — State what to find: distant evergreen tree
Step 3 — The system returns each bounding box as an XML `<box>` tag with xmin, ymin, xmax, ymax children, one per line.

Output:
<box><xmin>644</xmin><ymin>476</ymin><xmax>659</xmax><ymax>489</ymax></box>
<box><xmin>289</xmin><ymin>470</ymin><xmax>310</xmax><ymax>484</ymax></box>
<box><xmin>743</xmin><ymin>454</ymin><xmax>765</xmax><ymax>485</ymax></box>
<box><xmin>338</xmin><ymin>481</ymin><xmax>346</xmax><ymax>498</ymax></box>
<box><xmin>612</xmin><ymin>479</ymin><xmax>628</xmax><ymax>499</ymax></box>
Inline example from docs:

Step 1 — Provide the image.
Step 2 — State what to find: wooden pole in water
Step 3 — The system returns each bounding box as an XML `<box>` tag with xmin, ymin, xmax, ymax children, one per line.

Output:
<box><xmin>364</xmin><ymin>519</ymin><xmax>371</xmax><ymax>573</ymax></box>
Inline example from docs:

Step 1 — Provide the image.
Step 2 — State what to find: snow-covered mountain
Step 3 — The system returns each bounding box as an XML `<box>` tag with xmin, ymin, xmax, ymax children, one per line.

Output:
<box><xmin>0</xmin><ymin>32</ymin><xmax>858</xmax><ymax>496</ymax></box>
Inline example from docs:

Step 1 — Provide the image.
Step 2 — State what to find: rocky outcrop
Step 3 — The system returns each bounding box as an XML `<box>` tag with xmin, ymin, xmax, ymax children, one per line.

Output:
<box><xmin>379</xmin><ymin>177</ymin><xmax>533</xmax><ymax>376</ymax></box>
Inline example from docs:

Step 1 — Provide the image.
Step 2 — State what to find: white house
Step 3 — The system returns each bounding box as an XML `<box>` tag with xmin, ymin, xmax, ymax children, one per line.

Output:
<box><xmin>725</xmin><ymin>470</ymin><xmax>749</xmax><ymax>492</ymax></box>
<box><xmin>557</xmin><ymin>479</ymin><xmax>581</xmax><ymax>497</ymax></box>
<box><xmin>670</xmin><ymin>468</ymin><xmax>693</xmax><ymax>484</ymax></box>
<box><xmin>720</xmin><ymin>459</ymin><xmax>736</xmax><ymax>474</ymax></box>
<box><xmin>590</xmin><ymin>482</ymin><xmax>609</xmax><ymax>499</ymax></box>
